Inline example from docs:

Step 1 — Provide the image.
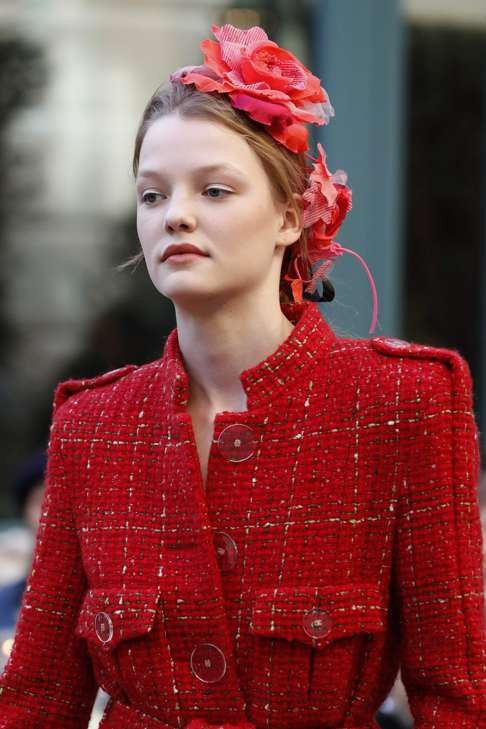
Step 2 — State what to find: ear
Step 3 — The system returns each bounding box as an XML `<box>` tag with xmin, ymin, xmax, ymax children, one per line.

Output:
<box><xmin>275</xmin><ymin>192</ymin><xmax>305</xmax><ymax>250</ymax></box>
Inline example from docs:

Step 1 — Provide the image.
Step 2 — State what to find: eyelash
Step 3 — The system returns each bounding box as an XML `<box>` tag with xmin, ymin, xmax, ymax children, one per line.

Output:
<box><xmin>140</xmin><ymin>187</ymin><xmax>232</xmax><ymax>205</ymax></box>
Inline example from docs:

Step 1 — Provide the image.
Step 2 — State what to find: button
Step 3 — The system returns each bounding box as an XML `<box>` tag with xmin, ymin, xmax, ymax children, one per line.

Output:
<box><xmin>94</xmin><ymin>611</ymin><xmax>113</xmax><ymax>644</ymax></box>
<box><xmin>214</xmin><ymin>530</ymin><xmax>238</xmax><ymax>571</ymax></box>
<box><xmin>190</xmin><ymin>642</ymin><xmax>227</xmax><ymax>683</ymax></box>
<box><xmin>302</xmin><ymin>607</ymin><xmax>332</xmax><ymax>639</ymax></box>
<box><xmin>217</xmin><ymin>424</ymin><xmax>256</xmax><ymax>462</ymax></box>
<box><xmin>382</xmin><ymin>337</ymin><xmax>408</xmax><ymax>349</ymax></box>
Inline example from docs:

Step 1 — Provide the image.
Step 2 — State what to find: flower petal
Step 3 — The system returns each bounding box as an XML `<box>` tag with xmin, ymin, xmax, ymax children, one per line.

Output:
<box><xmin>170</xmin><ymin>63</ymin><xmax>223</xmax><ymax>84</ymax></box>
<box><xmin>213</xmin><ymin>23</ymin><xmax>270</xmax><ymax>50</ymax></box>
<box><xmin>240</xmin><ymin>44</ymin><xmax>309</xmax><ymax>92</ymax></box>
<box><xmin>229</xmin><ymin>92</ymin><xmax>292</xmax><ymax>128</ymax></box>
<box><xmin>213</xmin><ymin>24</ymin><xmax>270</xmax><ymax>75</ymax></box>
<box><xmin>271</xmin><ymin>122</ymin><xmax>309</xmax><ymax>153</ymax></box>
<box><xmin>284</xmin><ymin>98</ymin><xmax>333</xmax><ymax>127</ymax></box>
<box><xmin>200</xmin><ymin>39</ymin><xmax>232</xmax><ymax>76</ymax></box>
<box><xmin>177</xmin><ymin>71</ymin><xmax>233</xmax><ymax>94</ymax></box>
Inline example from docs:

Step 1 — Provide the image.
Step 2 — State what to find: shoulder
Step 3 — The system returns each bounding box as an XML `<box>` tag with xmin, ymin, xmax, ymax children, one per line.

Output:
<box><xmin>367</xmin><ymin>335</ymin><xmax>474</xmax><ymax>403</ymax></box>
<box><xmin>334</xmin><ymin>332</ymin><xmax>471</xmax><ymax>372</ymax></box>
<box><xmin>369</xmin><ymin>335</ymin><xmax>472</xmax><ymax>379</ymax></box>
<box><xmin>52</xmin><ymin>363</ymin><xmax>142</xmax><ymax>415</ymax></box>
<box><xmin>369</xmin><ymin>335</ymin><xmax>467</xmax><ymax>367</ymax></box>
<box><xmin>332</xmin><ymin>333</ymin><xmax>474</xmax><ymax>405</ymax></box>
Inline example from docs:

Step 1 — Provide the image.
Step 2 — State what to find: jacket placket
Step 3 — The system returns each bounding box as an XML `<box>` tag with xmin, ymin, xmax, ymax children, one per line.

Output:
<box><xmin>133</xmin><ymin>370</ymin><xmax>255</xmax><ymax>727</ymax></box>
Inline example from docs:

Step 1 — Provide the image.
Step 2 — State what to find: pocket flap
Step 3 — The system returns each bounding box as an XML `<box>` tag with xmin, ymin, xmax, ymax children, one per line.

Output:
<box><xmin>75</xmin><ymin>588</ymin><xmax>161</xmax><ymax>651</ymax></box>
<box><xmin>249</xmin><ymin>582</ymin><xmax>387</xmax><ymax>649</ymax></box>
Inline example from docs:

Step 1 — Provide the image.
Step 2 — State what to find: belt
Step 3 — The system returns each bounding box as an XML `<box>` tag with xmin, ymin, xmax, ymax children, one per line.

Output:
<box><xmin>98</xmin><ymin>697</ymin><xmax>257</xmax><ymax>729</ymax></box>
<box><xmin>98</xmin><ymin>696</ymin><xmax>377</xmax><ymax>729</ymax></box>
<box><xmin>97</xmin><ymin>699</ymin><xmax>171</xmax><ymax>729</ymax></box>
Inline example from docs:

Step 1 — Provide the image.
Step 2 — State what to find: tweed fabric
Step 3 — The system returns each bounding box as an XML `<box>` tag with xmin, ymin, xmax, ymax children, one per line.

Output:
<box><xmin>0</xmin><ymin>300</ymin><xmax>485</xmax><ymax>729</ymax></box>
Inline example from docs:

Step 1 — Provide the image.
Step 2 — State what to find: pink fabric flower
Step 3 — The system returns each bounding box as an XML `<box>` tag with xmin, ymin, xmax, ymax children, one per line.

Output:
<box><xmin>282</xmin><ymin>143</ymin><xmax>379</xmax><ymax>334</ymax></box>
<box><xmin>282</xmin><ymin>142</ymin><xmax>351</xmax><ymax>300</ymax></box>
<box><xmin>302</xmin><ymin>142</ymin><xmax>352</xmax><ymax>264</ymax></box>
<box><xmin>170</xmin><ymin>24</ymin><xmax>334</xmax><ymax>153</ymax></box>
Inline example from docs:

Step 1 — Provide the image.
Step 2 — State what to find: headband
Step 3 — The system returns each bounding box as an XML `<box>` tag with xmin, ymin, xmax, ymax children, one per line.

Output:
<box><xmin>169</xmin><ymin>23</ymin><xmax>378</xmax><ymax>334</ymax></box>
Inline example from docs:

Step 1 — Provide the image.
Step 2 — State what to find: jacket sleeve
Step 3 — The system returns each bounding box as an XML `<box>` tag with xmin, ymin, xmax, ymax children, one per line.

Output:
<box><xmin>0</xmin><ymin>383</ymin><xmax>98</xmax><ymax>728</ymax></box>
<box><xmin>391</xmin><ymin>349</ymin><xmax>486</xmax><ymax>728</ymax></box>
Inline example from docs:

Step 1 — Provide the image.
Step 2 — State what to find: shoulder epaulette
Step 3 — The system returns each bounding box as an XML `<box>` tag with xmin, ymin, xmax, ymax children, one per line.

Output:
<box><xmin>53</xmin><ymin>364</ymin><xmax>139</xmax><ymax>412</ymax></box>
<box><xmin>370</xmin><ymin>336</ymin><xmax>465</xmax><ymax>371</ymax></box>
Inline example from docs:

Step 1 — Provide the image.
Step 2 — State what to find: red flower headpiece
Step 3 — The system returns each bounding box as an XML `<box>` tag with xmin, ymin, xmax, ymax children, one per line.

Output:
<box><xmin>170</xmin><ymin>23</ymin><xmax>333</xmax><ymax>154</ymax></box>
<box><xmin>170</xmin><ymin>23</ymin><xmax>379</xmax><ymax>333</ymax></box>
<box><xmin>282</xmin><ymin>143</ymin><xmax>378</xmax><ymax>333</ymax></box>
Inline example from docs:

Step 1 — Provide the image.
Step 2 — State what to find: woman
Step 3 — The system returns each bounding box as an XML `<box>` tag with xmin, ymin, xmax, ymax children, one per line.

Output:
<box><xmin>0</xmin><ymin>22</ymin><xmax>484</xmax><ymax>729</ymax></box>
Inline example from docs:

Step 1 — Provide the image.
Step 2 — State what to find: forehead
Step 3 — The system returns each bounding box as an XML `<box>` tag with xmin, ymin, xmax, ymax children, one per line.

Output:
<box><xmin>137</xmin><ymin>115</ymin><xmax>263</xmax><ymax>177</ymax></box>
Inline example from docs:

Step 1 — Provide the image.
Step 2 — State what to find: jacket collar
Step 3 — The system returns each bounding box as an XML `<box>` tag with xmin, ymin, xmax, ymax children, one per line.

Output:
<box><xmin>158</xmin><ymin>300</ymin><xmax>337</xmax><ymax>411</ymax></box>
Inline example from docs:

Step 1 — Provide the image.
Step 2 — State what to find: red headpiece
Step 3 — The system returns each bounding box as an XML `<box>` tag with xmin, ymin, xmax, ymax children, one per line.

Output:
<box><xmin>170</xmin><ymin>23</ymin><xmax>378</xmax><ymax>333</ymax></box>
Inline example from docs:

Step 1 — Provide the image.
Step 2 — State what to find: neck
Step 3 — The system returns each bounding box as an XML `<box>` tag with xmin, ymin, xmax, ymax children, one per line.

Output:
<box><xmin>175</xmin><ymin>293</ymin><xmax>295</xmax><ymax>415</ymax></box>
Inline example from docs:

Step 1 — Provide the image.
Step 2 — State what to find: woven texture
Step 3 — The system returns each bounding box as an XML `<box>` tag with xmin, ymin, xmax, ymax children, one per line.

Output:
<box><xmin>0</xmin><ymin>300</ymin><xmax>485</xmax><ymax>728</ymax></box>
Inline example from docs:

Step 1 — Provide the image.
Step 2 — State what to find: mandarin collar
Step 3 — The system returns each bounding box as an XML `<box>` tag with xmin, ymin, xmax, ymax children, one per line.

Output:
<box><xmin>158</xmin><ymin>300</ymin><xmax>337</xmax><ymax>411</ymax></box>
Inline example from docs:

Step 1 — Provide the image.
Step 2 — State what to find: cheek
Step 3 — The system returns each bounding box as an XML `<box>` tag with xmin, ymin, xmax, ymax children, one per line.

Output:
<box><xmin>228</xmin><ymin>199</ymin><xmax>273</xmax><ymax>239</ymax></box>
<box><xmin>136</xmin><ymin>209</ymin><xmax>149</xmax><ymax>238</ymax></box>
<box><xmin>136</xmin><ymin>210</ymin><xmax>144</xmax><ymax>240</ymax></box>
<box><xmin>136</xmin><ymin>210</ymin><xmax>158</xmax><ymax>253</ymax></box>
<box><xmin>228</xmin><ymin>203</ymin><xmax>279</xmax><ymax>256</ymax></box>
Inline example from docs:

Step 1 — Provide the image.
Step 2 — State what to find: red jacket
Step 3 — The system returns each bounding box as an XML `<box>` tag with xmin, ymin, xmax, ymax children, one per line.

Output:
<box><xmin>0</xmin><ymin>300</ymin><xmax>485</xmax><ymax>729</ymax></box>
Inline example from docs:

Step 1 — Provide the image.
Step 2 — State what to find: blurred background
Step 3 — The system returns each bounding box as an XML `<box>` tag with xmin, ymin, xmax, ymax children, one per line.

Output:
<box><xmin>0</xmin><ymin>1</ymin><xmax>485</xmax><ymax>727</ymax></box>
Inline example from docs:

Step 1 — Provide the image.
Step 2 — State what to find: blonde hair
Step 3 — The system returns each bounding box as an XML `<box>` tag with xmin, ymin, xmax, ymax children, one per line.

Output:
<box><xmin>120</xmin><ymin>80</ymin><xmax>313</xmax><ymax>306</ymax></box>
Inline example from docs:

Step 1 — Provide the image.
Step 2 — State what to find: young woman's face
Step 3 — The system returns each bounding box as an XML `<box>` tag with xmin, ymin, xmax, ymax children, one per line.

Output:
<box><xmin>135</xmin><ymin>114</ymin><xmax>300</xmax><ymax>309</ymax></box>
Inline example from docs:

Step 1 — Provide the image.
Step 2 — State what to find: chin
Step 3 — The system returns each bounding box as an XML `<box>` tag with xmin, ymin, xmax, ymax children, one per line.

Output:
<box><xmin>157</xmin><ymin>280</ymin><xmax>212</xmax><ymax>303</ymax></box>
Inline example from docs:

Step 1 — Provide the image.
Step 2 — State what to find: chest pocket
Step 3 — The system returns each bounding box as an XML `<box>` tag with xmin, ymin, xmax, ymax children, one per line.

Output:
<box><xmin>244</xmin><ymin>582</ymin><xmax>387</xmax><ymax>729</ymax></box>
<box><xmin>75</xmin><ymin>588</ymin><xmax>162</xmax><ymax>695</ymax></box>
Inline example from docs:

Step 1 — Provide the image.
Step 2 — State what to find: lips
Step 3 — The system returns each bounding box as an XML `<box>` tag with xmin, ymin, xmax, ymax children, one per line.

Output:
<box><xmin>161</xmin><ymin>243</ymin><xmax>207</xmax><ymax>262</ymax></box>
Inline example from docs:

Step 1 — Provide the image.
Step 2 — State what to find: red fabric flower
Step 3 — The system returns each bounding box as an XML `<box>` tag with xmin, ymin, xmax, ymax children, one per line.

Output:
<box><xmin>282</xmin><ymin>142</ymin><xmax>352</xmax><ymax>302</ymax></box>
<box><xmin>302</xmin><ymin>142</ymin><xmax>352</xmax><ymax>264</ymax></box>
<box><xmin>282</xmin><ymin>142</ymin><xmax>378</xmax><ymax>333</ymax></box>
<box><xmin>170</xmin><ymin>24</ymin><xmax>334</xmax><ymax>153</ymax></box>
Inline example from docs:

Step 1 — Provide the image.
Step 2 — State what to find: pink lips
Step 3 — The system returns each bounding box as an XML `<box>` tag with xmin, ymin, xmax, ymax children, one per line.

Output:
<box><xmin>161</xmin><ymin>243</ymin><xmax>207</xmax><ymax>262</ymax></box>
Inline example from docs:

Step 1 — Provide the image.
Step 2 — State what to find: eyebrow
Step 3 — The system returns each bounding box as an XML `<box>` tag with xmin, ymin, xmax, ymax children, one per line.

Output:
<box><xmin>136</xmin><ymin>163</ymin><xmax>245</xmax><ymax>181</ymax></box>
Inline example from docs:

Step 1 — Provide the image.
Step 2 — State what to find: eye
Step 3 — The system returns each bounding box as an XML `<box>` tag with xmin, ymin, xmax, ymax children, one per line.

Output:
<box><xmin>140</xmin><ymin>191</ymin><xmax>161</xmax><ymax>205</ymax></box>
<box><xmin>204</xmin><ymin>186</ymin><xmax>232</xmax><ymax>199</ymax></box>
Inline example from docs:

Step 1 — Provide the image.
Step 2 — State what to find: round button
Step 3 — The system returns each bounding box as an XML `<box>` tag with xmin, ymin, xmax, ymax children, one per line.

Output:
<box><xmin>302</xmin><ymin>607</ymin><xmax>333</xmax><ymax>639</ymax></box>
<box><xmin>94</xmin><ymin>611</ymin><xmax>113</xmax><ymax>644</ymax></box>
<box><xmin>190</xmin><ymin>642</ymin><xmax>227</xmax><ymax>683</ymax></box>
<box><xmin>214</xmin><ymin>530</ymin><xmax>238</xmax><ymax>571</ymax></box>
<box><xmin>382</xmin><ymin>337</ymin><xmax>408</xmax><ymax>349</ymax></box>
<box><xmin>217</xmin><ymin>424</ymin><xmax>256</xmax><ymax>462</ymax></box>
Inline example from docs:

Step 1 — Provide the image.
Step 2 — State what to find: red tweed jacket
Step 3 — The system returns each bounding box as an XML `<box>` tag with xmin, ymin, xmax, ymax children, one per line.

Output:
<box><xmin>0</xmin><ymin>300</ymin><xmax>485</xmax><ymax>729</ymax></box>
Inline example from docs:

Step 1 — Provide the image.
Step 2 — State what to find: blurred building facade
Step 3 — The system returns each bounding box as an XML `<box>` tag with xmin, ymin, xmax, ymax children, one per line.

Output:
<box><xmin>0</xmin><ymin>0</ymin><xmax>229</xmax><ymax>391</ymax></box>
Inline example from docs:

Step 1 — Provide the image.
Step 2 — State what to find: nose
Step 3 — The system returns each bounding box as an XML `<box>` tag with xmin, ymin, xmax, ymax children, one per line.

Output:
<box><xmin>164</xmin><ymin>193</ymin><xmax>197</xmax><ymax>234</ymax></box>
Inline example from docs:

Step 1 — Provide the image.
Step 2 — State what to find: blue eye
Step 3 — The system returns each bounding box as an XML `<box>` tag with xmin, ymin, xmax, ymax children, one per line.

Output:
<box><xmin>140</xmin><ymin>187</ymin><xmax>231</xmax><ymax>205</ymax></box>
<box><xmin>204</xmin><ymin>187</ymin><xmax>231</xmax><ymax>199</ymax></box>
<box><xmin>141</xmin><ymin>192</ymin><xmax>160</xmax><ymax>204</ymax></box>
